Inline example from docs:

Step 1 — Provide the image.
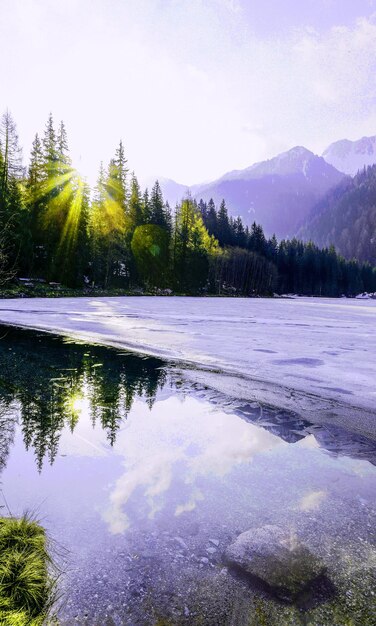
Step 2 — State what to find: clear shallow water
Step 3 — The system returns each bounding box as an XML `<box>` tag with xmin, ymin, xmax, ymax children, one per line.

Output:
<box><xmin>0</xmin><ymin>326</ymin><xmax>375</xmax><ymax>625</ymax></box>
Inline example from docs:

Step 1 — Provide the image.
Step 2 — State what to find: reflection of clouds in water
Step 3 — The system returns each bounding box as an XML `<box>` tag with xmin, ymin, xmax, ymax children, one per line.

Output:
<box><xmin>298</xmin><ymin>489</ymin><xmax>327</xmax><ymax>512</ymax></box>
<box><xmin>103</xmin><ymin>396</ymin><xmax>285</xmax><ymax>534</ymax></box>
<box><xmin>104</xmin><ymin>450</ymin><xmax>182</xmax><ymax>533</ymax></box>
<box><xmin>175</xmin><ymin>488</ymin><xmax>204</xmax><ymax>517</ymax></box>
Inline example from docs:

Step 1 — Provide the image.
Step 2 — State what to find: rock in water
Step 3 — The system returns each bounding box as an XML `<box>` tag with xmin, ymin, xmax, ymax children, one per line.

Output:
<box><xmin>224</xmin><ymin>525</ymin><xmax>326</xmax><ymax>601</ymax></box>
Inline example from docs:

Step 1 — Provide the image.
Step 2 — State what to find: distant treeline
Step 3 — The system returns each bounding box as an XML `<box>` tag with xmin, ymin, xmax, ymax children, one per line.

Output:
<box><xmin>0</xmin><ymin>110</ymin><xmax>375</xmax><ymax>296</ymax></box>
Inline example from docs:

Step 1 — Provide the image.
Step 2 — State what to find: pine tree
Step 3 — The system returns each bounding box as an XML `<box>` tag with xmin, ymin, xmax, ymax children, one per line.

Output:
<box><xmin>57</xmin><ymin>177</ymin><xmax>90</xmax><ymax>287</ymax></box>
<box><xmin>42</xmin><ymin>113</ymin><xmax>58</xmax><ymax>179</ymax></box>
<box><xmin>0</xmin><ymin>111</ymin><xmax>26</xmax><ymax>274</ymax></box>
<box><xmin>172</xmin><ymin>197</ymin><xmax>218</xmax><ymax>292</ymax></box>
<box><xmin>115</xmin><ymin>140</ymin><xmax>128</xmax><ymax>194</ymax></box>
<box><xmin>142</xmin><ymin>188</ymin><xmax>151</xmax><ymax>223</ymax></box>
<box><xmin>56</xmin><ymin>120</ymin><xmax>71</xmax><ymax>175</ymax></box>
<box><xmin>198</xmin><ymin>199</ymin><xmax>208</xmax><ymax>222</ymax></box>
<box><xmin>149</xmin><ymin>180</ymin><xmax>169</xmax><ymax>229</ymax></box>
<box><xmin>128</xmin><ymin>173</ymin><xmax>143</xmax><ymax>228</ymax></box>
<box><xmin>217</xmin><ymin>199</ymin><xmax>232</xmax><ymax>246</ymax></box>
<box><xmin>233</xmin><ymin>216</ymin><xmax>247</xmax><ymax>248</ymax></box>
<box><xmin>27</xmin><ymin>133</ymin><xmax>46</xmax><ymax>274</ymax></box>
<box><xmin>91</xmin><ymin>157</ymin><xmax>128</xmax><ymax>288</ymax></box>
<box><xmin>28</xmin><ymin>134</ymin><xmax>44</xmax><ymax>188</ymax></box>
<box><xmin>106</xmin><ymin>140</ymin><xmax>128</xmax><ymax>210</ymax></box>
<box><xmin>206</xmin><ymin>198</ymin><xmax>218</xmax><ymax>238</ymax></box>
<box><xmin>248</xmin><ymin>222</ymin><xmax>267</xmax><ymax>255</ymax></box>
<box><xmin>0</xmin><ymin>110</ymin><xmax>23</xmax><ymax>194</ymax></box>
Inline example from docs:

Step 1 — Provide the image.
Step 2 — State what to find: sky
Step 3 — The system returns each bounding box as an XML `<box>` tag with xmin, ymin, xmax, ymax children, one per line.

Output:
<box><xmin>1</xmin><ymin>0</ymin><xmax>376</xmax><ymax>186</ymax></box>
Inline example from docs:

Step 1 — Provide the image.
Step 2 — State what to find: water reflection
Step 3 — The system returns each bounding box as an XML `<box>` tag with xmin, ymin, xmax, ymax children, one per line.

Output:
<box><xmin>102</xmin><ymin>396</ymin><xmax>285</xmax><ymax>533</ymax></box>
<box><xmin>0</xmin><ymin>325</ymin><xmax>375</xmax><ymax>476</ymax></box>
<box><xmin>0</xmin><ymin>326</ymin><xmax>166</xmax><ymax>470</ymax></box>
<box><xmin>0</xmin><ymin>326</ymin><xmax>375</xmax><ymax>624</ymax></box>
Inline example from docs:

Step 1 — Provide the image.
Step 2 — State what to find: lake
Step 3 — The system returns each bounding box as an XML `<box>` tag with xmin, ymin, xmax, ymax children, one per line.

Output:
<box><xmin>0</xmin><ymin>325</ymin><xmax>375</xmax><ymax>625</ymax></box>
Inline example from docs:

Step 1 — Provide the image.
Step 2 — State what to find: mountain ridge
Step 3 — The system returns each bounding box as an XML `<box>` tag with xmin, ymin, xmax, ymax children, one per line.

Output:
<box><xmin>155</xmin><ymin>146</ymin><xmax>344</xmax><ymax>238</ymax></box>
<box><xmin>322</xmin><ymin>135</ymin><xmax>376</xmax><ymax>176</ymax></box>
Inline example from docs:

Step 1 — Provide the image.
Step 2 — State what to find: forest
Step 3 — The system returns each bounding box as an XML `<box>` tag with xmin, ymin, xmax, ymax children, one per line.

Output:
<box><xmin>1</xmin><ymin>110</ymin><xmax>375</xmax><ymax>297</ymax></box>
<box><xmin>299</xmin><ymin>164</ymin><xmax>376</xmax><ymax>265</ymax></box>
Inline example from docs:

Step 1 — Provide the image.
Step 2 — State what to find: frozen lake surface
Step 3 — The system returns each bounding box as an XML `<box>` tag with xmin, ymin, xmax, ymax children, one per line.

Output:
<box><xmin>0</xmin><ymin>326</ymin><xmax>375</xmax><ymax>625</ymax></box>
<box><xmin>0</xmin><ymin>296</ymin><xmax>375</xmax><ymax>435</ymax></box>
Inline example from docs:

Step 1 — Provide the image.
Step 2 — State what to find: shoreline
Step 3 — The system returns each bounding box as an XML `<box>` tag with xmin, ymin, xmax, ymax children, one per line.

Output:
<box><xmin>0</xmin><ymin>295</ymin><xmax>375</xmax><ymax>440</ymax></box>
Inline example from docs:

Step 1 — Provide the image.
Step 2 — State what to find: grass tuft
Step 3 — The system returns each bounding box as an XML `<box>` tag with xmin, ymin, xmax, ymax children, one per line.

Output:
<box><xmin>0</xmin><ymin>515</ymin><xmax>58</xmax><ymax>625</ymax></box>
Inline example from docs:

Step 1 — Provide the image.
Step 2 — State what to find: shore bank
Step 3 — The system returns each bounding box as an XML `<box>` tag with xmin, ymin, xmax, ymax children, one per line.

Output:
<box><xmin>0</xmin><ymin>296</ymin><xmax>375</xmax><ymax>439</ymax></box>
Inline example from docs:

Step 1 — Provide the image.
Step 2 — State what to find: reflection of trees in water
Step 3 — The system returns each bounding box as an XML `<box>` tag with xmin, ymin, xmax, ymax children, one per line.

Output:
<box><xmin>0</xmin><ymin>403</ymin><xmax>17</xmax><ymax>473</ymax></box>
<box><xmin>0</xmin><ymin>327</ymin><xmax>166</xmax><ymax>470</ymax></box>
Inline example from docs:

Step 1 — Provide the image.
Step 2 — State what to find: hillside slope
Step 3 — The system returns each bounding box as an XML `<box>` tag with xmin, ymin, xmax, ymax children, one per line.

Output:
<box><xmin>191</xmin><ymin>147</ymin><xmax>344</xmax><ymax>238</ymax></box>
<box><xmin>300</xmin><ymin>166</ymin><xmax>376</xmax><ymax>264</ymax></box>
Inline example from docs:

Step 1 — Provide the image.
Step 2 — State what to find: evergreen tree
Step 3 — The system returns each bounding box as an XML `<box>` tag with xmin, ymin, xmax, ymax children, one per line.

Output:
<box><xmin>42</xmin><ymin>113</ymin><xmax>58</xmax><ymax>179</ymax></box>
<box><xmin>248</xmin><ymin>222</ymin><xmax>267</xmax><ymax>255</ymax></box>
<box><xmin>198</xmin><ymin>199</ymin><xmax>207</xmax><ymax>222</ymax></box>
<box><xmin>206</xmin><ymin>198</ymin><xmax>218</xmax><ymax>238</ymax></box>
<box><xmin>56</xmin><ymin>177</ymin><xmax>90</xmax><ymax>287</ymax></box>
<box><xmin>172</xmin><ymin>197</ymin><xmax>218</xmax><ymax>292</ymax></box>
<box><xmin>0</xmin><ymin>111</ymin><xmax>26</xmax><ymax>273</ymax></box>
<box><xmin>27</xmin><ymin>133</ymin><xmax>45</xmax><ymax>274</ymax></box>
<box><xmin>106</xmin><ymin>140</ymin><xmax>128</xmax><ymax>210</ymax></box>
<box><xmin>91</xmin><ymin>158</ymin><xmax>127</xmax><ymax>288</ymax></box>
<box><xmin>217</xmin><ymin>199</ymin><xmax>232</xmax><ymax>246</ymax></box>
<box><xmin>142</xmin><ymin>188</ymin><xmax>151</xmax><ymax>223</ymax></box>
<box><xmin>56</xmin><ymin>120</ymin><xmax>71</xmax><ymax>175</ymax></box>
<box><xmin>0</xmin><ymin>110</ymin><xmax>23</xmax><ymax>193</ymax></box>
<box><xmin>28</xmin><ymin>134</ymin><xmax>44</xmax><ymax>188</ymax></box>
<box><xmin>128</xmin><ymin>173</ymin><xmax>143</xmax><ymax>228</ymax></box>
<box><xmin>149</xmin><ymin>180</ymin><xmax>169</xmax><ymax>230</ymax></box>
<box><xmin>233</xmin><ymin>216</ymin><xmax>247</xmax><ymax>248</ymax></box>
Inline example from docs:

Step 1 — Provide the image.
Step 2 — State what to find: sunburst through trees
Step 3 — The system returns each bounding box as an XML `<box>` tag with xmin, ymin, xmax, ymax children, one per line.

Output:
<box><xmin>0</xmin><ymin>110</ymin><xmax>375</xmax><ymax>296</ymax></box>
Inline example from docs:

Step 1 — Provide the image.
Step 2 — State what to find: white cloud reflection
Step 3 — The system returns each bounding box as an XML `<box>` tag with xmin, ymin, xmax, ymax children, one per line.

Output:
<box><xmin>298</xmin><ymin>489</ymin><xmax>327</xmax><ymax>512</ymax></box>
<box><xmin>102</xmin><ymin>396</ymin><xmax>285</xmax><ymax>534</ymax></box>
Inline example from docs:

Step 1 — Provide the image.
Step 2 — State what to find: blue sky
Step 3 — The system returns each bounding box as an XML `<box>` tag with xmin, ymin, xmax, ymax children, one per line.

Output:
<box><xmin>240</xmin><ymin>0</ymin><xmax>376</xmax><ymax>34</ymax></box>
<box><xmin>1</xmin><ymin>0</ymin><xmax>376</xmax><ymax>185</ymax></box>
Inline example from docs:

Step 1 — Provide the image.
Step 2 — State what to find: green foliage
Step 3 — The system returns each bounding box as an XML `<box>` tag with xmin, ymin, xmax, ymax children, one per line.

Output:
<box><xmin>172</xmin><ymin>197</ymin><xmax>217</xmax><ymax>292</ymax></box>
<box><xmin>131</xmin><ymin>224</ymin><xmax>170</xmax><ymax>287</ymax></box>
<box><xmin>0</xmin><ymin>516</ymin><xmax>56</xmax><ymax>625</ymax></box>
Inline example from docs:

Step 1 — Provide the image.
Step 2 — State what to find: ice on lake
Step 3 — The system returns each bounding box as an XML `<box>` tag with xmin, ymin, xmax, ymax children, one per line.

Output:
<box><xmin>0</xmin><ymin>296</ymin><xmax>375</xmax><ymax>427</ymax></box>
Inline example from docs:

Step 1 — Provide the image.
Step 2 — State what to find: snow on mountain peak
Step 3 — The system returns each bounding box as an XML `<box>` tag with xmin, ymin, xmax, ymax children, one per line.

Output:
<box><xmin>323</xmin><ymin>136</ymin><xmax>376</xmax><ymax>176</ymax></box>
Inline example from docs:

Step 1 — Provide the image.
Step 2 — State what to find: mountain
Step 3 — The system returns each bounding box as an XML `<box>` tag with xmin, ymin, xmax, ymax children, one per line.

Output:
<box><xmin>323</xmin><ymin>136</ymin><xmax>376</xmax><ymax>176</ymax></box>
<box><xmin>299</xmin><ymin>165</ymin><xmax>376</xmax><ymax>264</ymax></box>
<box><xmin>190</xmin><ymin>147</ymin><xmax>344</xmax><ymax>238</ymax></box>
<box><xmin>140</xmin><ymin>177</ymin><xmax>189</xmax><ymax>207</ymax></box>
<box><xmin>157</xmin><ymin>178</ymin><xmax>189</xmax><ymax>207</ymax></box>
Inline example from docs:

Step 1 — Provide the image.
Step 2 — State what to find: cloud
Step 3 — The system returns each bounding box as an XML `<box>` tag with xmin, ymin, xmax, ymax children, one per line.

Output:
<box><xmin>2</xmin><ymin>1</ymin><xmax>376</xmax><ymax>183</ymax></box>
<box><xmin>293</xmin><ymin>16</ymin><xmax>376</xmax><ymax>113</ymax></box>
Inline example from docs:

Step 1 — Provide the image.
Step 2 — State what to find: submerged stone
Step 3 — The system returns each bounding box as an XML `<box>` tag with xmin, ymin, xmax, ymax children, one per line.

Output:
<box><xmin>224</xmin><ymin>525</ymin><xmax>326</xmax><ymax>601</ymax></box>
